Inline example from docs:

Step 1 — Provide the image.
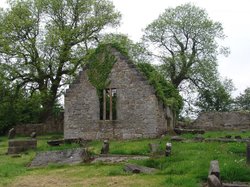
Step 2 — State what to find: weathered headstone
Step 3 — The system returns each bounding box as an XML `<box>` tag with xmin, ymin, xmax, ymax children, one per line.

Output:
<box><xmin>209</xmin><ymin>160</ymin><xmax>220</xmax><ymax>179</ymax></box>
<box><xmin>8</xmin><ymin>128</ymin><xmax>16</xmax><ymax>139</ymax></box>
<box><xmin>101</xmin><ymin>140</ymin><xmax>109</xmax><ymax>154</ymax></box>
<box><xmin>30</xmin><ymin>132</ymin><xmax>37</xmax><ymax>139</ymax></box>
<box><xmin>247</xmin><ymin>143</ymin><xmax>250</xmax><ymax>165</ymax></box>
<box><xmin>165</xmin><ymin>142</ymin><xmax>172</xmax><ymax>157</ymax></box>
<box><xmin>208</xmin><ymin>175</ymin><xmax>222</xmax><ymax>187</ymax></box>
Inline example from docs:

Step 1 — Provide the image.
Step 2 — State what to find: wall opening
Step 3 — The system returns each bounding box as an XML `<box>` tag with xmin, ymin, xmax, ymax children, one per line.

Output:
<box><xmin>100</xmin><ymin>88</ymin><xmax>117</xmax><ymax>120</ymax></box>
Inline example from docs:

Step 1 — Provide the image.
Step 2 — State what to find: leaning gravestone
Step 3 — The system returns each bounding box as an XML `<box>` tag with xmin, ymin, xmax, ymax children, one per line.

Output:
<box><xmin>8</xmin><ymin>128</ymin><xmax>16</xmax><ymax>139</ymax></box>
<box><xmin>101</xmin><ymin>140</ymin><xmax>109</xmax><ymax>154</ymax></box>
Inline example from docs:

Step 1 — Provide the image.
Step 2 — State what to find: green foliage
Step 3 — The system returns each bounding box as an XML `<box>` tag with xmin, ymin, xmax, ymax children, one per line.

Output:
<box><xmin>0</xmin><ymin>81</ymin><xmax>43</xmax><ymax>134</ymax></box>
<box><xmin>235</xmin><ymin>87</ymin><xmax>250</xmax><ymax>111</ymax></box>
<box><xmin>0</xmin><ymin>0</ymin><xmax>120</xmax><ymax>119</ymax></box>
<box><xmin>196</xmin><ymin>78</ymin><xmax>234</xmax><ymax>112</ymax></box>
<box><xmin>137</xmin><ymin>63</ymin><xmax>183</xmax><ymax>114</ymax></box>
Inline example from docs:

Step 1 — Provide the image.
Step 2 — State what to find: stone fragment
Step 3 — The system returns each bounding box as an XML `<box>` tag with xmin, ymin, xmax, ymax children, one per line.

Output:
<box><xmin>101</xmin><ymin>140</ymin><xmax>109</xmax><ymax>154</ymax></box>
<box><xmin>8</xmin><ymin>128</ymin><xmax>16</xmax><ymax>139</ymax></box>
<box><xmin>208</xmin><ymin>175</ymin><xmax>222</xmax><ymax>187</ymax></box>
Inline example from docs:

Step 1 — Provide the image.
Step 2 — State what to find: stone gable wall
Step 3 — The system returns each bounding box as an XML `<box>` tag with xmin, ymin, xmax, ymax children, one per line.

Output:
<box><xmin>64</xmin><ymin>50</ymin><xmax>174</xmax><ymax>140</ymax></box>
<box><xmin>191</xmin><ymin>111</ymin><xmax>250</xmax><ymax>130</ymax></box>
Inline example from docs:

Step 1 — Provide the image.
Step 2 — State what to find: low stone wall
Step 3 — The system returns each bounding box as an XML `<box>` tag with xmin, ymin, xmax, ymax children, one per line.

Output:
<box><xmin>14</xmin><ymin>114</ymin><xmax>63</xmax><ymax>136</ymax></box>
<box><xmin>8</xmin><ymin>139</ymin><xmax>37</xmax><ymax>154</ymax></box>
<box><xmin>191</xmin><ymin>111</ymin><xmax>250</xmax><ymax>131</ymax></box>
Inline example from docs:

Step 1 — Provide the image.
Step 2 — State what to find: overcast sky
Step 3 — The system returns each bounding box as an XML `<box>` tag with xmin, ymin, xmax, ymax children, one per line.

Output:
<box><xmin>1</xmin><ymin>0</ymin><xmax>250</xmax><ymax>96</ymax></box>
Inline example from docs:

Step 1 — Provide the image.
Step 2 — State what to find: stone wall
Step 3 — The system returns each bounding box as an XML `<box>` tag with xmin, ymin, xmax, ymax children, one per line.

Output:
<box><xmin>191</xmin><ymin>111</ymin><xmax>250</xmax><ymax>130</ymax></box>
<box><xmin>14</xmin><ymin>113</ymin><xmax>64</xmax><ymax>136</ymax></box>
<box><xmin>64</xmin><ymin>49</ymin><xmax>174</xmax><ymax>140</ymax></box>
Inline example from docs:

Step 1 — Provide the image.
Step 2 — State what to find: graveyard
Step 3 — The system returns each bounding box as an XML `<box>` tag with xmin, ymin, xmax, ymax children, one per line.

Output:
<box><xmin>0</xmin><ymin>131</ymin><xmax>250</xmax><ymax>187</ymax></box>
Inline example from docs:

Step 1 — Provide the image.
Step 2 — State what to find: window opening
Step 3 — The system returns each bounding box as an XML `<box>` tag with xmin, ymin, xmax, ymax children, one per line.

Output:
<box><xmin>100</xmin><ymin>88</ymin><xmax>117</xmax><ymax>120</ymax></box>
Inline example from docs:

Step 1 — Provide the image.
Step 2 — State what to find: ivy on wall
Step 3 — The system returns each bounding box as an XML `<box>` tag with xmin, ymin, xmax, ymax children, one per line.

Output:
<box><xmin>137</xmin><ymin>63</ymin><xmax>183</xmax><ymax>114</ymax></box>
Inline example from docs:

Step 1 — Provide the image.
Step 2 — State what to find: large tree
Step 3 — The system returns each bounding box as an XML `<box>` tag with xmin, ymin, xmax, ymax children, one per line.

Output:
<box><xmin>143</xmin><ymin>3</ymin><xmax>229</xmax><ymax>89</ymax></box>
<box><xmin>0</xmin><ymin>0</ymin><xmax>120</xmax><ymax>120</ymax></box>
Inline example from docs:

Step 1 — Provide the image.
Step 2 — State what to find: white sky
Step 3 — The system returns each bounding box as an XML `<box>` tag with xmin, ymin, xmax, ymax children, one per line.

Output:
<box><xmin>1</xmin><ymin>0</ymin><xmax>250</xmax><ymax>96</ymax></box>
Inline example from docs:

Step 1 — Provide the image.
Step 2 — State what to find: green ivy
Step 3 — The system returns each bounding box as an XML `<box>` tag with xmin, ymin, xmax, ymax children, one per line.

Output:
<box><xmin>137</xmin><ymin>63</ymin><xmax>183</xmax><ymax>114</ymax></box>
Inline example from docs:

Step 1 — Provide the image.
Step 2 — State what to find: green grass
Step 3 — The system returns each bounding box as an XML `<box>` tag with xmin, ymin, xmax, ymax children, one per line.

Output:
<box><xmin>0</xmin><ymin>132</ymin><xmax>250</xmax><ymax>187</ymax></box>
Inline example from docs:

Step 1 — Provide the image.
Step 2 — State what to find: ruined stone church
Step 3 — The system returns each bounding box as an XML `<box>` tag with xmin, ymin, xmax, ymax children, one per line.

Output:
<box><xmin>64</xmin><ymin>46</ymin><xmax>175</xmax><ymax>140</ymax></box>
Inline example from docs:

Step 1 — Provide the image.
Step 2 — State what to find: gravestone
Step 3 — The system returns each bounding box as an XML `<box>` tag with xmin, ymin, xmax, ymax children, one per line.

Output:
<box><xmin>124</xmin><ymin>163</ymin><xmax>157</xmax><ymax>174</ymax></box>
<box><xmin>165</xmin><ymin>142</ymin><xmax>172</xmax><ymax>156</ymax></box>
<box><xmin>209</xmin><ymin>160</ymin><xmax>220</xmax><ymax>179</ymax></box>
<box><xmin>30</xmin><ymin>132</ymin><xmax>37</xmax><ymax>139</ymax></box>
<box><xmin>101</xmin><ymin>140</ymin><xmax>109</xmax><ymax>154</ymax></box>
<box><xmin>8</xmin><ymin>128</ymin><xmax>16</xmax><ymax>139</ymax></box>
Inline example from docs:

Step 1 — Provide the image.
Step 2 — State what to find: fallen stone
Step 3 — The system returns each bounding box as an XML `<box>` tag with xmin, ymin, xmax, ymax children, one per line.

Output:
<box><xmin>208</xmin><ymin>175</ymin><xmax>222</xmax><ymax>187</ymax></box>
<box><xmin>223</xmin><ymin>182</ymin><xmax>250</xmax><ymax>187</ymax></box>
<box><xmin>124</xmin><ymin>163</ymin><xmax>157</xmax><ymax>174</ymax></box>
<box><xmin>29</xmin><ymin>148</ymin><xmax>91</xmax><ymax>167</ymax></box>
<box><xmin>171</xmin><ymin>136</ymin><xmax>185</xmax><ymax>142</ymax></box>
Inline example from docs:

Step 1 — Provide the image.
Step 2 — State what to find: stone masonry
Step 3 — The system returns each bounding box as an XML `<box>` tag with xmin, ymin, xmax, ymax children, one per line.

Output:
<box><xmin>191</xmin><ymin>111</ymin><xmax>250</xmax><ymax>130</ymax></box>
<box><xmin>64</xmin><ymin>48</ymin><xmax>174</xmax><ymax>140</ymax></box>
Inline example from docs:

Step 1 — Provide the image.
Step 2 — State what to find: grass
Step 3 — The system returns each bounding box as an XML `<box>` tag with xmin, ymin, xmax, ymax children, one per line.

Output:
<box><xmin>0</xmin><ymin>131</ymin><xmax>250</xmax><ymax>187</ymax></box>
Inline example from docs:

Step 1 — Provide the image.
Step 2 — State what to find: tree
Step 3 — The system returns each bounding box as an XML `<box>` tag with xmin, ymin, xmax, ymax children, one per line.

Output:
<box><xmin>143</xmin><ymin>3</ymin><xmax>229</xmax><ymax>89</ymax></box>
<box><xmin>235</xmin><ymin>87</ymin><xmax>250</xmax><ymax>111</ymax></box>
<box><xmin>0</xmin><ymin>0</ymin><xmax>120</xmax><ymax>120</ymax></box>
<box><xmin>99</xmin><ymin>33</ymin><xmax>151</xmax><ymax>64</ymax></box>
<box><xmin>195</xmin><ymin>78</ymin><xmax>234</xmax><ymax>112</ymax></box>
